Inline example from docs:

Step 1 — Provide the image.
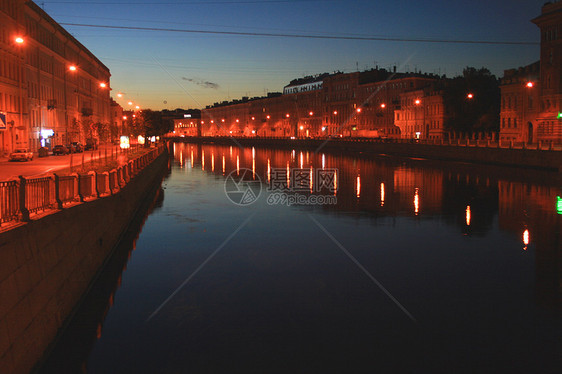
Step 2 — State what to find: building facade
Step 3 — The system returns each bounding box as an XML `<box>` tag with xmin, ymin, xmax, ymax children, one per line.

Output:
<box><xmin>500</xmin><ymin>1</ymin><xmax>562</xmax><ymax>144</ymax></box>
<box><xmin>499</xmin><ymin>62</ymin><xmax>540</xmax><ymax>143</ymax></box>
<box><xmin>201</xmin><ymin>70</ymin><xmax>440</xmax><ymax>139</ymax></box>
<box><xmin>0</xmin><ymin>0</ymin><xmax>111</xmax><ymax>155</ymax></box>
<box><xmin>395</xmin><ymin>87</ymin><xmax>448</xmax><ymax>140</ymax></box>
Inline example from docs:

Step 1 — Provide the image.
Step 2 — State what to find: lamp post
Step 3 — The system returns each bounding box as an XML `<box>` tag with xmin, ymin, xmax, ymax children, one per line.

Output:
<box><xmin>524</xmin><ymin>81</ymin><xmax>534</xmax><ymax>144</ymax></box>
<box><xmin>414</xmin><ymin>98</ymin><xmax>421</xmax><ymax>139</ymax></box>
<box><xmin>14</xmin><ymin>36</ymin><xmax>24</xmax><ymax>152</ymax></box>
<box><xmin>64</xmin><ymin>65</ymin><xmax>77</xmax><ymax>144</ymax></box>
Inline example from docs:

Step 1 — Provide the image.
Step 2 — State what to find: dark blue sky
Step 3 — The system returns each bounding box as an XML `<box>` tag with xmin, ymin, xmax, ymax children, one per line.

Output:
<box><xmin>42</xmin><ymin>0</ymin><xmax>546</xmax><ymax>109</ymax></box>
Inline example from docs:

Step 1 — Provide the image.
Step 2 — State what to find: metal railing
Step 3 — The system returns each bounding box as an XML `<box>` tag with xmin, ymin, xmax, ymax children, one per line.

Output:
<box><xmin>0</xmin><ymin>180</ymin><xmax>19</xmax><ymax>224</ymax></box>
<box><xmin>179</xmin><ymin>135</ymin><xmax>562</xmax><ymax>151</ymax></box>
<box><xmin>0</xmin><ymin>144</ymin><xmax>165</xmax><ymax>228</ymax></box>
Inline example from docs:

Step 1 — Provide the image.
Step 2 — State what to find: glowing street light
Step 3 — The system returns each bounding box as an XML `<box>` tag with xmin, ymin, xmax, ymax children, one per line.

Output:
<box><xmin>15</xmin><ymin>36</ymin><xmax>24</xmax><ymax>44</ymax></box>
<box><xmin>309</xmin><ymin>111</ymin><xmax>314</xmax><ymax>116</ymax></box>
<box><xmin>467</xmin><ymin>93</ymin><xmax>474</xmax><ymax>99</ymax></box>
<box><xmin>415</xmin><ymin>99</ymin><xmax>421</xmax><ymax>105</ymax></box>
<box><xmin>68</xmin><ymin>65</ymin><xmax>77</xmax><ymax>71</ymax></box>
<box><xmin>117</xmin><ymin>93</ymin><xmax>123</xmax><ymax>98</ymax></box>
<box><xmin>333</xmin><ymin>110</ymin><xmax>338</xmax><ymax>115</ymax></box>
<box><xmin>526</xmin><ymin>82</ymin><xmax>534</xmax><ymax>88</ymax></box>
<box><xmin>380</xmin><ymin>103</ymin><xmax>386</xmax><ymax>108</ymax></box>
<box><xmin>356</xmin><ymin>108</ymin><xmax>362</xmax><ymax>113</ymax></box>
<box><xmin>135</xmin><ymin>105</ymin><xmax>140</xmax><ymax>110</ymax></box>
<box><xmin>128</xmin><ymin>101</ymin><xmax>133</xmax><ymax>106</ymax></box>
<box><xmin>99</xmin><ymin>82</ymin><xmax>107</xmax><ymax>88</ymax></box>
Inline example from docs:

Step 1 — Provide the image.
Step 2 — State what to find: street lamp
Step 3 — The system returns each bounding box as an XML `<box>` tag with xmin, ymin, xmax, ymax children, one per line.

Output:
<box><xmin>467</xmin><ymin>93</ymin><xmax>474</xmax><ymax>99</ymax></box>
<box><xmin>64</xmin><ymin>64</ymin><xmax>78</xmax><ymax>144</ymax></box>
<box><xmin>15</xmin><ymin>36</ymin><xmax>24</xmax><ymax>44</ymax></box>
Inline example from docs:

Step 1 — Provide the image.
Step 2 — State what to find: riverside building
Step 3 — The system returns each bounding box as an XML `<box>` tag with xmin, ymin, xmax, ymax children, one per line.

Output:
<box><xmin>500</xmin><ymin>1</ymin><xmax>562</xmax><ymax>145</ymax></box>
<box><xmin>201</xmin><ymin>69</ymin><xmax>441</xmax><ymax>139</ymax></box>
<box><xmin>0</xmin><ymin>0</ymin><xmax>111</xmax><ymax>155</ymax></box>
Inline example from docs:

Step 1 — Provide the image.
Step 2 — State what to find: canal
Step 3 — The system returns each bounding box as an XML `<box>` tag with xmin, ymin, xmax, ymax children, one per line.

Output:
<box><xmin>40</xmin><ymin>142</ymin><xmax>562</xmax><ymax>373</ymax></box>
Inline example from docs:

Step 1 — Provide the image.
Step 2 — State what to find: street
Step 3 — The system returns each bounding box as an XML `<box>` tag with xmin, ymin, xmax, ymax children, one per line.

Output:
<box><xmin>0</xmin><ymin>145</ymin><xmax>123</xmax><ymax>180</ymax></box>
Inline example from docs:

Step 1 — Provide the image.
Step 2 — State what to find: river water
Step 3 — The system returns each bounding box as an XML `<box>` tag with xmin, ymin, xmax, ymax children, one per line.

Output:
<box><xmin>42</xmin><ymin>142</ymin><xmax>562</xmax><ymax>373</ymax></box>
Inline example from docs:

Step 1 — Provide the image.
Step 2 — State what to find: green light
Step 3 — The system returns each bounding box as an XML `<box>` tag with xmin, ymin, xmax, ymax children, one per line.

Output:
<box><xmin>558</xmin><ymin>196</ymin><xmax>562</xmax><ymax>215</ymax></box>
<box><xmin>558</xmin><ymin>112</ymin><xmax>562</xmax><ymax>119</ymax></box>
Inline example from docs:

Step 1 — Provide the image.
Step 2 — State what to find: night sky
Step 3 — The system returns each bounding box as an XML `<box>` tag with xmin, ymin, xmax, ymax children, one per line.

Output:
<box><xmin>41</xmin><ymin>0</ymin><xmax>546</xmax><ymax>110</ymax></box>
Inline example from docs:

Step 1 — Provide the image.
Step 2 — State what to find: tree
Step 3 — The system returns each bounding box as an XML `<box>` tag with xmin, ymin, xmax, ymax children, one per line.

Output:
<box><xmin>140</xmin><ymin>110</ymin><xmax>173</xmax><ymax>138</ymax></box>
<box><xmin>443</xmin><ymin>67</ymin><xmax>500</xmax><ymax>134</ymax></box>
<box><xmin>109</xmin><ymin>122</ymin><xmax>119</xmax><ymax>142</ymax></box>
<box><xmin>91</xmin><ymin>122</ymin><xmax>109</xmax><ymax>143</ymax></box>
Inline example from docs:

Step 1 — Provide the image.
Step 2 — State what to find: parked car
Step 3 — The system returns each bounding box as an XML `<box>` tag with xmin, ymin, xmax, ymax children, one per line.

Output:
<box><xmin>52</xmin><ymin>145</ymin><xmax>69</xmax><ymax>155</ymax></box>
<box><xmin>85</xmin><ymin>140</ymin><xmax>98</xmax><ymax>150</ymax></box>
<box><xmin>38</xmin><ymin>147</ymin><xmax>49</xmax><ymax>157</ymax></box>
<box><xmin>9</xmin><ymin>148</ymin><xmax>33</xmax><ymax>161</ymax></box>
<box><xmin>71</xmin><ymin>142</ymin><xmax>84</xmax><ymax>152</ymax></box>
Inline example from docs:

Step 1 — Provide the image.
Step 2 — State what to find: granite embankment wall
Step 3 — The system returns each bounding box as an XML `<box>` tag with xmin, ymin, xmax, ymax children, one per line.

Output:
<box><xmin>0</xmin><ymin>150</ymin><xmax>169</xmax><ymax>374</ymax></box>
<box><xmin>173</xmin><ymin>137</ymin><xmax>562</xmax><ymax>171</ymax></box>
